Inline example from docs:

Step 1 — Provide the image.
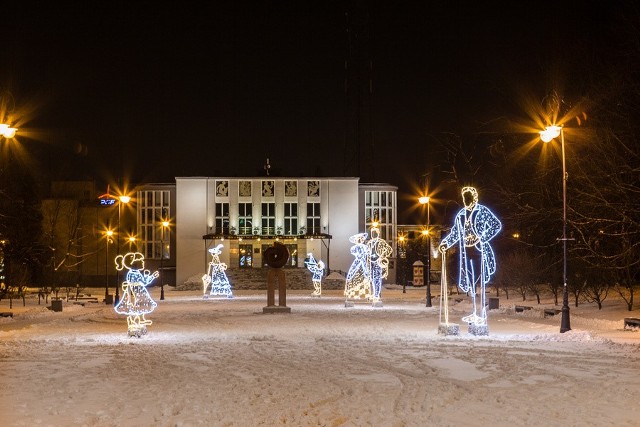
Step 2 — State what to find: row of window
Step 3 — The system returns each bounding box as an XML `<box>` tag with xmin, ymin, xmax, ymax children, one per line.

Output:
<box><xmin>215</xmin><ymin>202</ymin><xmax>321</xmax><ymax>235</ymax></box>
<box><xmin>239</xmin><ymin>244</ymin><xmax>299</xmax><ymax>268</ymax></box>
<box><xmin>138</xmin><ymin>190</ymin><xmax>171</xmax><ymax>260</ymax></box>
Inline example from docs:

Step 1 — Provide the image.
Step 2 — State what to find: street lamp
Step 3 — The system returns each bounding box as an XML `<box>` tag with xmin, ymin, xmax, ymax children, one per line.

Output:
<box><xmin>419</xmin><ymin>196</ymin><xmax>432</xmax><ymax>307</ymax></box>
<box><xmin>114</xmin><ymin>194</ymin><xmax>131</xmax><ymax>305</ymax></box>
<box><xmin>160</xmin><ymin>220</ymin><xmax>170</xmax><ymax>301</ymax></box>
<box><xmin>539</xmin><ymin>124</ymin><xmax>571</xmax><ymax>333</ymax></box>
<box><xmin>128</xmin><ymin>235</ymin><xmax>136</xmax><ymax>251</ymax></box>
<box><xmin>398</xmin><ymin>235</ymin><xmax>407</xmax><ymax>293</ymax></box>
<box><xmin>104</xmin><ymin>229</ymin><xmax>113</xmax><ymax>304</ymax></box>
<box><xmin>0</xmin><ymin>124</ymin><xmax>18</xmax><ymax>139</ymax></box>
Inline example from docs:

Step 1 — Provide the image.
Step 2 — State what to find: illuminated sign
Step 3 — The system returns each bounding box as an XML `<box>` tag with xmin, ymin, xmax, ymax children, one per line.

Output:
<box><xmin>99</xmin><ymin>198</ymin><xmax>117</xmax><ymax>206</ymax></box>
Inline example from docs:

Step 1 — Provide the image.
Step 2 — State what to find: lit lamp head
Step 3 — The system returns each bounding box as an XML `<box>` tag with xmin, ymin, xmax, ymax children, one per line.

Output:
<box><xmin>0</xmin><ymin>124</ymin><xmax>17</xmax><ymax>138</ymax></box>
<box><xmin>419</xmin><ymin>196</ymin><xmax>430</xmax><ymax>205</ymax></box>
<box><xmin>119</xmin><ymin>195</ymin><xmax>131</xmax><ymax>204</ymax></box>
<box><xmin>539</xmin><ymin>125</ymin><xmax>562</xmax><ymax>143</ymax></box>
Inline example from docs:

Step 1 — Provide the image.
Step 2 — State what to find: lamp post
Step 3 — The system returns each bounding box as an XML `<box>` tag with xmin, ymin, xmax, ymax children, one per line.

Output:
<box><xmin>104</xmin><ymin>230</ymin><xmax>113</xmax><ymax>303</ymax></box>
<box><xmin>160</xmin><ymin>220</ymin><xmax>169</xmax><ymax>301</ymax></box>
<box><xmin>114</xmin><ymin>194</ymin><xmax>131</xmax><ymax>305</ymax></box>
<box><xmin>539</xmin><ymin>125</ymin><xmax>571</xmax><ymax>333</ymax></box>
<box><xmin>128</xmin><ymin>236</ymin><xmax>136</xmax><ymax>251</ymax></box>
<box><xmin>399</xmin><ymin>235</ymin><xmax>406</xmax><ymax>293</ymax></box>
<box><xmin>419</xmin><ymin>196</ymin><xmax>432</xmax><ymax>307</ymax></box>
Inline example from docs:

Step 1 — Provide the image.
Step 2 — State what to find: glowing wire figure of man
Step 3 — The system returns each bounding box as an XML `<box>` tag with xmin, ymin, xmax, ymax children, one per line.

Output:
<box><xmin>367</xmin><ymin>224</ymin><xmax>393</xmax><ymax>304</ymax></box>
<box><xmin>304</xmin><ymin>253</ymin><xmax>325</xmax><ymax>297</ymax></box>
<box><xmin>114</xmin><ymin>252</ymin><xmax>159</xmax><ymax>337</ymax></box>
<box><xmin>344</xmin><ymin>232</ymin><xmax>372</xmax><ymax>302</ymax></box>
<box><xmin>439</xmin><ymin>186</ymin><xmax>501</xmax><ymax>328</ymax></box>
<box><xmin>202</xmin><ymin>244</ymin><xmax>233</xmax><ymax>298</ymax></box>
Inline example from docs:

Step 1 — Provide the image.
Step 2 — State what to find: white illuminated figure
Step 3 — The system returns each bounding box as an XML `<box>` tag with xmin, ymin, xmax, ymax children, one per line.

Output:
<box><xmin>202</xmin><ymin>244</ymin><xmax>233</xmax><ymax>298</ymax></box>
<box><xmin>304</xmin><ymin>253</ymin><xmax>325</xmax><ymax>297</ymax></box>
<box><xmin>367</xmin><ymin>224</ymin><xmax>393</xmax><ymax>304</ymax></box>
<box><xmin>439</xmin><ymin>186</ymin><xmax>501</xmax><ymax>333</ymax></box>
<box><xmin>344</xmin><ymin>232</ymin><xmax>372</xmax><ymax>302</ymax></box>
<box><xmin>114</xmin><ymin>252</ymin><xmax>159</xmax><ymax>337</ymax></box>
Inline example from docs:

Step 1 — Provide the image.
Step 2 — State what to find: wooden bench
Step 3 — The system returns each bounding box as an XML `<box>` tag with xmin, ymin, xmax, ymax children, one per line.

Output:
<box><xmin>623</xmin><ymin>318</ymin><xmax>640</xmax><ymax>329</ymax></box>
<box><xmin>544</xmin><ymin>309</ymin><xmax>561</xmax><ymax>318</ymax></box>
<box><xmin>515</xmin><ymin>305</ymin><xmax>532</xmax><ymax>313</ymax></box>
<box><xmin>0</xmin><ymin>312</ymin><xmax>13</xmax><ymax>318</ymax></box>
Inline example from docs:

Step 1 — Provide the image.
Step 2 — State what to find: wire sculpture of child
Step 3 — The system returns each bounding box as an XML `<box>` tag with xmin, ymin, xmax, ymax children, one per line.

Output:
<box><xmin>114</xmin><ymin>252</ymin><xmax>159</xmax><ymax>336</ymax></box>
<box><xmin>304</xmin><ymin>253</ymin><xmax>325</xmax><ymax>297</ymax></box>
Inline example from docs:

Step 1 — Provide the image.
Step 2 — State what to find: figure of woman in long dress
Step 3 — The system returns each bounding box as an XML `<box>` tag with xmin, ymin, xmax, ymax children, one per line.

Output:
<box><xmin>202</xmin><ymin>244</ymin><xmax>233</xmax><ymax>298</ymax></box>
<box><xmin>344</xmin><ymin>233</ymin><xmax>372</xmax><ymax>301</ymax></box>
<box><xmin>114</xmin><ymin>252</ymin><xmax>159</xmax><ymax>336</ymax></box>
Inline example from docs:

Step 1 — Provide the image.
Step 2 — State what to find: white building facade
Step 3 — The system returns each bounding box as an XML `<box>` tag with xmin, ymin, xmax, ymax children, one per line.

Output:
<box><xmin>175</xmin><ymin>177</ymin><xmax>373</xmax><ymax>286</ymax></box>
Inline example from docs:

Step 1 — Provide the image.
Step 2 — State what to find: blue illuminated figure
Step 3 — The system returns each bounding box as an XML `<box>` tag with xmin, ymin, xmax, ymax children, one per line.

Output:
<box><xmin>114</xmin><ymin>252</ymin><xmax>159</xmax><ymax>337</ymax></box>
<box><xmin>367</xmin><ymin>224</ymin><xmax>393</xmax><ymax>304</ymax></box>
<box><xmin>202</xmin><ymin>244</ymin><xmax>233</xmax><ymax>298</ymax></box>
<box><xmin>439</xmin><ymin>186</ymin><xmax>501</xmax><ymax>331</ymax></box>
<box><xmin>304</xmin><ymin>253</ymin><xmax>325</xmax><ymax>296</ymax></box>
<box><xmin>344</xmin><ymin>232</ymin><xmax>372</xmax><ymax>302</ymax></box>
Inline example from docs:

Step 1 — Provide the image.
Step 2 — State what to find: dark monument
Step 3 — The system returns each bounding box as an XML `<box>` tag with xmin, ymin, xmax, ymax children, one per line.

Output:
<box><xmin>263</xmin><ymin>242</ymin><xmax>291</xmax><ymax>314</ymax></box>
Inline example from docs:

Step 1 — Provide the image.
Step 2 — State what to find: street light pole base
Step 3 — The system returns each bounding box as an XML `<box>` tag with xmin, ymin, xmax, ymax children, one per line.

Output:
<box><xmin>560</xmin><ymin>305</ymin><xmax>571</xmax><ymax>333</ymax></box>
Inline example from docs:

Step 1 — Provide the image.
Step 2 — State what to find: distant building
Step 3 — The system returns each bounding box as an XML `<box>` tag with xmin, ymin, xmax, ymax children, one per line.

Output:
<box><xmin>38</xmin><ymin>177</ymin><xmax>399</xmax><ymax>289</ymax></box>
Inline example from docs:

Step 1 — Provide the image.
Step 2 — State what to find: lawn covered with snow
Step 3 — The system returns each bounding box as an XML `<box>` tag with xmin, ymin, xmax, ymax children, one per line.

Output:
<box><xmin>1</xmin><ymin>287</ymin><xmax>639</xmax><ymax>426</ymax></box>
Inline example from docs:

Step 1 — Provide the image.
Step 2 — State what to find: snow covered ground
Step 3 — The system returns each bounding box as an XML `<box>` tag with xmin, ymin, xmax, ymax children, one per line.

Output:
<box><xmin>1</xmin><ymin>286</ymin><xmax>639</xmax><ymax>427</ymax></box>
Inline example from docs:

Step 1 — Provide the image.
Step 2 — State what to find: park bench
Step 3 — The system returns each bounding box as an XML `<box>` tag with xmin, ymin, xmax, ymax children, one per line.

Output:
<box><xmin>515</xmin><ymin>305</ymin><xmax>532</xmax><ymax>313</ymax></box>
<box><xmin>623</xmin><ymin>318</ymin><xmax>640</xmax><ymax>329</ymax></box>
<box><xmin>0</xmin><ymin>312</ymin><xmax>13</xmax><ymax>318</ymax></box>
<box><xmin>544</xmin><ymin>309</ymin><xmax>561</xmax><ymax>318</ymax></box>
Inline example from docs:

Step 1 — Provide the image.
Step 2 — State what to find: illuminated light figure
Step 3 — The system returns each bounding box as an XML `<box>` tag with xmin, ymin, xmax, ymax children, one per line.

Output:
<box><xmin>367</xmin><ymin>224</ymin><xmax>393</xmax><ymax>307</ymax></box>
<box><xmin>113</xmin><ymin>252</ymin><xmax>159</xmax><ymax>337</ymax></box>
<box><xmin>202</xmin><ymin>244</ymin><xmax>233</xmax><ymax>299</ymax></box>
<box><xmin>344</xmin><ymin>233</ymin><xmax>372</xmax><ymax>306</ymax></box>
<box><xmin>304</xmin><ymin>253</ymin><xmax>325</xmax><ymax>297</ymax></box>
<box><xmin>439</xmin><ymin>186</ymin><xmax>501</xmax><ymax>335</ymax></box>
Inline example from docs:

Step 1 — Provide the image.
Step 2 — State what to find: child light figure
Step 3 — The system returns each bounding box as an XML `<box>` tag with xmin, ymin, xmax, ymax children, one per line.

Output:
<box><xmin>344</xmin><ymin>232</ymin><xmax>372</xmax><ymax>304</ymax></box>
<box><xmin>304</xmin><ymin>253</ymin><xmax>325</xmax><ymax>297</ymax></box>
<box><xmin>202</xmin><ymin>244</ymin><xmax>233</xmax><ymax>299</ymax></box>
<box><xmin>113</xmin><ymin>252</ymin><xmax>159</xmax><ymax>337</ymax></box>
<box><xmin>439</xmin><ymin>186</ymin><xmax>501</xmax><ymax>335</ymax></box>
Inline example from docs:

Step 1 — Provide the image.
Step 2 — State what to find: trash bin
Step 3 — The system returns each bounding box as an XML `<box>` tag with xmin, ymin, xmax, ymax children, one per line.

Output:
<box><xmin>105</xmin><ymin>294</ymin><xmax>114</xmax><ymax>305</ymax></box>
<box><xmin>51</xmin><ymin>299</ymin><xmax>63</xmax><ymax>312</ymax></box>
<box><xmin>488</xmin><ymin>297</ymin><xmax>499</xmax><ymax>310</ymax></box>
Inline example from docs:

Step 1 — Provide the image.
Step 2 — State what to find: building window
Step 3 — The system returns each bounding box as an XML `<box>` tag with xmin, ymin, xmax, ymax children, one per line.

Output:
<box><xmin>261</xmin><ymin>203</ymin><xmax>275</xmax><ymax>235</ymax></box>
<box><xmin>284</xmin><ymin>203</ymin><xmax>298</xmax><ymax>235</ymax></box>
<box><xmin>365</xmin><ymin>190</ymin><xmax>394</xmax><ymax>241</ymax></box>
<box><xmin>239</xmin><ymin>244</ymin><xmax>253</xmax><ymax>268</ymax></box>
<box><xmin>285</xmin><ymin>244</ymin><xmax>298</xmax><ymax>268</ymax></box>
<box><xmin>238</xmin><ymin>203</ymin><xmax>252</xmax><ymax>235</ymax></box>
<box><xmin>138</xmin><ymin>190</ymin><xmax>171</xmax><ymax>260</ymax></box>
<box><xmin>215</xmin><ymin>202</ymin><xmax>229</xmax><ymax>234</ymax></box>
<box><xmin>306</xmin><ymin>202</ymin><xmax>321</xmax><ymax>234</ymax></box>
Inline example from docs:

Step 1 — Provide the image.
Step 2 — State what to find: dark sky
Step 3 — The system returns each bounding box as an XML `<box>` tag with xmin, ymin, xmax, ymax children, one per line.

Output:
<box><xmin>2</xmin><ymin>0</ymin><xmax>624</xmax><ymax>221</ymax></box>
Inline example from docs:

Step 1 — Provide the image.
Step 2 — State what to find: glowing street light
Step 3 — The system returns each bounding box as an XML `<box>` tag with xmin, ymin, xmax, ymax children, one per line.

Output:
<box><xmin>419</xmin><ymin>195</ymin><xmax>432</xmax><ymax>307</ymax></box>
<box><xmin>539</xmin><ymin>124</ymin><xmax>571</xmax><ymax>333</ymax></box>
<box><xmin>114</xmin><ymin>194</ymin><xmax>131</xmax><ymax>305</ymax></box>
<box><xmin>160</xmin><ymin>219</ymin><xmax>170</xmax><ymax>301</ymax></box>
<box><xmin>0</xmin><ymin>124</ymin><xmax>17</xmax><ymax>139</ymax></box>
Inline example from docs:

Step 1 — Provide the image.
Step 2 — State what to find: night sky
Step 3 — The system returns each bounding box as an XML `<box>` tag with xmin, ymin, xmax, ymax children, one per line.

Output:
<box><xmin>2</xmin><ymin>1</ymin><xmax>624</xmax><ymax>222</ymax></box>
